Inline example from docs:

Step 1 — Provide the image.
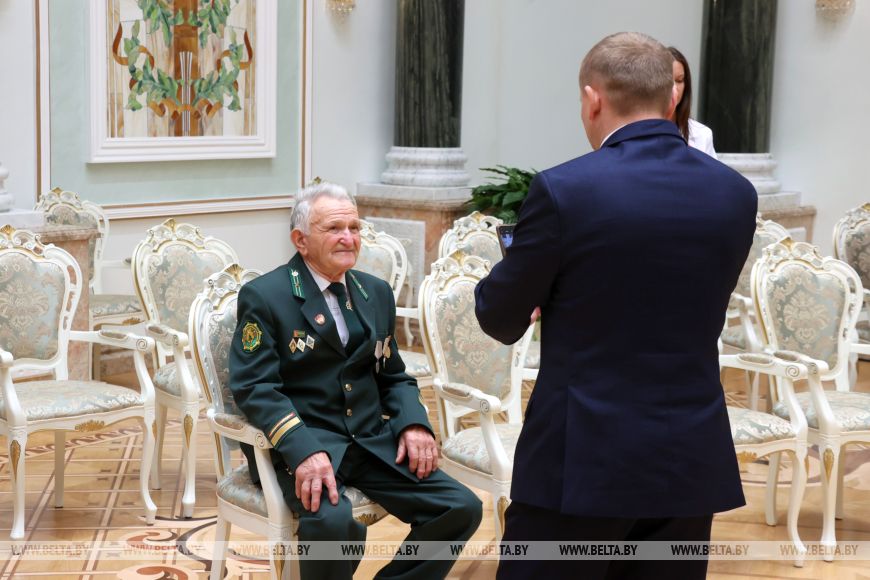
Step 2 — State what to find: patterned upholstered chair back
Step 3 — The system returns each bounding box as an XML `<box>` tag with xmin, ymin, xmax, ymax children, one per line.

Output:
<box><xmin>355</xmin><ymin>220</ymin><xmax>408</xmax><ymax>302</ymax></box>
<box><xmin>833</xmin><ymin>203</ymin><xmax>870</xmax><ymax>292</ymax></box>
<box><xmin>438</xmin><ymin>211</ymin><xmax>503</xmax><ymax>266</ymax></box>
<box><xmin>734</xmin><ymin>215</ymin><xmax>790</xmax><ymax>298</ymax></box>
<box><xmin>752</xmin><ymin>239</ymin><xmax>862</xmax><ymax>382</ymax></box>
<box><xmin>133</xmin><ymin>219</ymin><xmax>238</xmax><ymax>364</ymax></box>
<box><xmin>420</xmin><ymin>251</ymin><xmax>526</xmax><ymax>443</ymax></box>
<box><xmin>0</xmin><ymin>226</ymin><xmax>81</xmax><ymax>375</ymax></box>
<box><xmin>35</xmin><ymin>188</ymin><xmax>106</xmax><ymax>291</ymax></box>
<box><xmin>190</xmin><ymin>264</ymin><xmax>261</xmax><ymax>477</ymax></box>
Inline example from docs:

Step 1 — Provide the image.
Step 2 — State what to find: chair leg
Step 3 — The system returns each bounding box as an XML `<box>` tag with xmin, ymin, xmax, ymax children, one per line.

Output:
<box><xmin>151</xmin><ymin>403</ymin><xmax>167</xmax><ymax>490</ymax></box>
<box><xmin>92</xmin><ymin>343</ymin><xmax>102</xmax><ymax>382</ymax></box>
<box><xmin>180</xmin><ymin>406</ymin><xmax>198</xmax><ymax>518</ymax></box>
<box><xmin>819</xmin><ymin>445</ymin><xmax>840</xmax><ymax>560</ymax></box>
<box><xmin>210</xmin><ymin>516</ymin><xmax>232</xmax><ymax>580</ymax></box>
<box><xmin>270</xmin><ymin>537</ymin><xmax>294</xmax><ymax>580</ymax></box>
<box><xmin>493</xmin><ymin>493</ymin><xmax>510</xmax><ymax>542</ymax></box>
<box><xmin>765</xmin><ymin>452</ymin><xmax>781</xmax><ymax>526</ymax></box>
<box><xmin>140</xmin><ymin>415</ymin><xmax>157</xmax><ymax>525</ymax></box>
<box><xmin>748</xmin><ymin>371</ymin><xmax>759</xmax><ymax>411</ymax></box>
<box><xmin>403</xmin><ymin>316</ymin><xmax>414</xmax><ymax>348</ymax></box>
<box><xmin>8</xmin><ymin>430</ymin><xmax>27</xmax><ymax>543</ymax></box>
<box><xmin>787</xmin><ymin>449</ymin><xmax>807</xmax><ymax>567</ymax></box>
<box><xmin>836</xmin><ymin>445</ymin><xmax>847</xmax><ymax>520</ymax></box>
<box><xmin>54</xmin><ymin>431</ymin><xmax>65</xmax><ymax>508</ymax></box>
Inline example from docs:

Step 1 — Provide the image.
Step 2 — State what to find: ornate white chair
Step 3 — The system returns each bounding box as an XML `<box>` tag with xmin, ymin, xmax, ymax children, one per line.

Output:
<box><xmin>355</xmin><ymin>220</ymin><xmax>432</xmax><ymax>387</ymax></box>
<box><xmin>833</xmin><ymin>204</ymin><xmax>870</xmax><ymax>362</ymax></box>
<box><xmin>133</xmin><ymin>218</ymin><xmax>238</xmax><ymax>517</ymax></box>
<box><xmin>754</xmin><ymin>239</ymin><xmax>870</xmax><ymax>557</ymax></box>
<box><xmin>721</xmin><ymin>215</ymin><xmax>790</xmax><ymax>409</ymax></box>
<box><xmin>35</xmin><ymin>188</ymin><xmax>146</xmax><ymax>378</ymax></box>
<box><xmin>720</xmin><ymin>351</ymin><xmax>810</xmax><ymax>566</ymax></box>
<box><xmin>420</xmin><ymin>251</ymin><xmax>532</xmax><ymax>539</ymax></box>
<box><xmin>189</xmin><ymin>264</ymin><xmax>387</xmax><ymax>580</ymax></box>
<box><xmin>438</xmin><ymin>211</ymin><xmax>540</xmax><ymax>382</ymax></box>
<box><xmin>0</xmin><ymin>226</ymin><xmax>157</xmax><ymax>542</ymax></box>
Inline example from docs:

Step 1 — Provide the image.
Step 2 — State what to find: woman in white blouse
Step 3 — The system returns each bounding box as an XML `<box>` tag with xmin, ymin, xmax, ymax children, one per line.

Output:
<box><xmin>669</xmin><ymin>46</ymin><xmax>716</xmax><ymax>158</ymax></box>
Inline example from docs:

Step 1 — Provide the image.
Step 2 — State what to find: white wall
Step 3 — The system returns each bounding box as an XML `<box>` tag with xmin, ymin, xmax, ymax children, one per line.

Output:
<box><xmin>0</xmin><ymin>0</ymin><xmax>38</xmax><ymax>209</ymax></box>
<box><xmin>770</xmin><ymin>3</ymin><xmax>870</xmax><ymax>254</ymax></box>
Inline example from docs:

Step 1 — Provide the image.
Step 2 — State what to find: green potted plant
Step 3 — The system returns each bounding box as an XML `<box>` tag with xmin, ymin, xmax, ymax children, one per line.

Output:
<box><xmin>466</xmin><ymin>166</ymin><xmax>537</xmax><ymax>223</ymax></box>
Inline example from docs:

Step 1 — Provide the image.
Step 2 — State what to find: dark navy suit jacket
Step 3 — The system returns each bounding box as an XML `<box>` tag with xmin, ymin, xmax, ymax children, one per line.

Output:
<box><xmin>475</xmin><ymin>119</ymin><xmax>756</xmax><ymax>518</ymax></box>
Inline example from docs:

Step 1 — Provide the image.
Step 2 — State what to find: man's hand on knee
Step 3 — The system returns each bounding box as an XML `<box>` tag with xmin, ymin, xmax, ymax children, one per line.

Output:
<box><xmin>396</xmin><ymin>425</ymin><xmax>439</xmax><ymax>479</ymax></box>
<box><xmin>294</xmin><ymin>452</ymin><xmax>339</xmax><ymax>512</ymax></box>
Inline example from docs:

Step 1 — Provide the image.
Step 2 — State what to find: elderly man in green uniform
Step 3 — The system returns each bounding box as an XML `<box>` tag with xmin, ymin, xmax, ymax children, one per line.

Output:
<box><xmin>229</xmin><ymin>181</ymin><xmax>482</xmax><ymax>579</ymax></box>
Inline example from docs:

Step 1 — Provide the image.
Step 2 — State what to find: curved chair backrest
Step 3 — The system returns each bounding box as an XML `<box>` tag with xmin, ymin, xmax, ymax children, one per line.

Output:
<box><xmin>355</xmin><ymin>220</ymin><xmax>408</xmax><ymax>303</ymax></box>
<box><xmin>733</xmin><ymin>215</ymin><xmax>790</xmax><ymax>299</ymax></box>
<box><xmin>189</xmin><ymin>263</ymin><xmax>261</xmax><ymax>478</ymax></box>
<box><xmin>133</xmin><ymin>219</ymin><xmax>238</xmax><ymax>364</ymax></box>
<box><xmin>752</xmin><ymin>238</ymin><xmax>862</xmax><ymax>388</ymax></box>
<box><xmin>420</xmin><ymin>251</ymin><xmax>526</xmax><ymax>439</ymax></box>
<box><xmin>35</xmin><ymin>188</ymin><xmax>108</xmax><ymax>292</ymax></box>
<box><xmin>833</xmin><ymin>203</ymin><xmax>870</xmax><ymax>293</ymax></box>
<box><xmin>438</xmin><ymin>211</ymin><xmax>503</xmax><ymax>266</ymax></box>
<box><xmin>0</xmin><ymin>226</ymin><xmax>82</xmax><ymax>378</ymax></box>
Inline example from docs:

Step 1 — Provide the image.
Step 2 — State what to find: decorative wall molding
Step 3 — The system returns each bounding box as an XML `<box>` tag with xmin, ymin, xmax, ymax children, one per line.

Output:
<box><xmin>103</xmin><ymin>194</ymin><xmax>293</xmax><ymax>221</ymax></box>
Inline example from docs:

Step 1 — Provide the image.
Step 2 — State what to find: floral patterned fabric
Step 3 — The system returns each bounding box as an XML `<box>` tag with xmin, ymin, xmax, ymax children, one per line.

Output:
<box><xmin>0</xmin><ymin>253</ymin><xmax>66</xmax><ymax>360</ymax></box>
<box><xmin>455</xmin><ymin>235</ymin><xmax>502</xmax><ymax>266</ymax></box>
<box><xmin>402</xmin><ymin>351</ymin><xmax>431</xmax><ymax>379</ymax></box>
<box><xmin>153</xmin><ymin>359</ymin><xmax>202</xmax><ymax>398</ymax></box>
<box><xmin>727</xmin><ymin>406</ymin><xmax>795</xmax><ymax>445</ymax></box>
<box><xmin>356</xmin><ymin>246</ymin><xmax>395</xmax><ymax>289</ymax></box>
<box><xmin>433</xmin><ymin>280</ymin><xmax>512</xmax><ymax>398</ymax></box>
<box><xmin>735</xmin><ymin>230</ymin><xmax>784</xmax><ymax>298</ymax></box>
<box><xmin>763</xmin><ymin>264</ymin><xmax>846</xmax><ymax>369</ymax></box>
<box><xmin>206</xmin><ymin>307</ymin><xmax>242</xmax><ymax>415</ymax></box>
<box><xmin>90</xmin><ymin>294</ymin><xmax>143</xmax><ymax>320</ymax></box>
<box><xmin>441</xmin><ymin>423</ymin><xmax>522</xmax><ymax>475</ymax></box>
<box><xmin>217</xmin><ymin>465</ymin><xmax>382</xmax><ymax>519</ymax></box>
<box><xmin>145</xmin><ymin>246</ymin><xmax>227</xmax><ymax>331</ymax></box>
<box><xmin>44</xmin><ymin>205</ymin><xmax>99</xmax><ymax>283</ymax></box>
<box><xmin>0</xmin><ymin>380</ymin><xmax>143</xmax><ymax>422</ymax></box>
<box><xmin>773</xmin><ymin>391</ymin><xmax>870</xmax><ymax>431</ymax></box>
<box><xmin>843</xmin><ymin>225</ymin><xmax>870</xmax><ymax>291</ymax></box>
<box><xmin>720</xmin><ymin>325</ymin><xmax>748</xmax><ymax>351</ymax></box>
<box><xmin>524</xmin><ymin>341</ymin><xmax>540</xmax><ymax>369</ymax></box>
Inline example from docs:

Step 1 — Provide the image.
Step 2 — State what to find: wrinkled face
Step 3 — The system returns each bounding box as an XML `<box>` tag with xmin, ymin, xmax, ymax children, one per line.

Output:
<box><xmin>294</xmin><ymin>196</ymin><xmax>361</xmax><ymax>281</ymax></box>
<box><xmin>673</xmin><ymin>60</ymin><xmax>686</xmax><ymax>106</ymax></box>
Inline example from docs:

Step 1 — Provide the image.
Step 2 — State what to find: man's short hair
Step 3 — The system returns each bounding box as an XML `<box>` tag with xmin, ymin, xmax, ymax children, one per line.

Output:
<box><xmin>579</xmin><ymin>32</ymin><xmax>674</xmax><ymax>117</ymax></box>
<box><xmin>290</xmin><ymin>181</ymin><xmax>356</xmax><ymax>234</ymax></box>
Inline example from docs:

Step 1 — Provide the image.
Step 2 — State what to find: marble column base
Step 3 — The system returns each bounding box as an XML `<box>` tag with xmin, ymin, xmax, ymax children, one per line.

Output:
<box><xmin>356</xmin><ymin>182</ymin><xmax>471</xmax><ymax>274</ymax></box>
<box><xmin>381</xmin><ymin>146</ymin><xmax>470</xmax><ymax>187</ymax></box>
<box><xmin>760</xmin><ymin>205</ymin><xmax>817</xmax><ymax>244</ymax></box>
<box><xmin>718</xmin><ymin>153</ymin><xmax>782</xmax><ymax>195</ymax></box>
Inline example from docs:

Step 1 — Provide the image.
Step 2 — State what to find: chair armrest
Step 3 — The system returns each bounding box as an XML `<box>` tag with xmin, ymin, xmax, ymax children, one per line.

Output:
<box><xmin>851</xmin><ymin>342</ymin><xmax>870</xmax><ymax>356</ymax></box>
<box><xmin>145</xmin><ymin>323</ymin><xmax>190</xmax><ymax>349</ymax></box>
<box><xmin>207</xmin><ymin>408</ymin><xmax>273</xmax><ymax>448</ymax></box>
<box><xmin>767</xmin><ymin>349</ymin><xmax>838</xmax><ymax>434</ymax></box>
<box><xmin>0</xmin><ymin>347</ymin><xmax>13</xmax><ymax>368</ymax></box>
<box><xmin>0</xmin><ymin>349</ymin><xmax>24</xmax><ymax>427</ymax></box>
<box><xmin>69</xmin><ymin>329</ymin><xmax>154</xmax><ymax>352</ymax></box>
<box><xmin>719</xmin><ymin>352</ymin><xmax>808</xmax><ymax>380</ymax></box>
<box><xmin>395</xmin><ymin>306</ymin><xmax>419</xmax><ymax>320</ymax></box>
<box><xmin>433</xmin><ymin>378</ymin><xmax>503</xmax><ymax>415</ymax></box>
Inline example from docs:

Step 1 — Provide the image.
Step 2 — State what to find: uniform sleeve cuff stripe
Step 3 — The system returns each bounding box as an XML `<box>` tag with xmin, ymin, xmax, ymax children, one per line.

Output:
<box><xmin>270</xmin><ymin>416</ymin><xmax>302</xmax><ymax>446</ymax></box>
<box><xmin>267</xmin><ymin>413</ymin><xmax>297</xmax><ymax>439</ymax></box>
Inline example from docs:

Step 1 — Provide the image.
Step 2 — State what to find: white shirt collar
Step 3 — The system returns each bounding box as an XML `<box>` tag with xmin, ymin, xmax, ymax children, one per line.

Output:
<box><xmin>303</xmin><ymin>260</ymin><xmax>347</xmax><ymax>294</ymax></box>
<box><xmin>600</xmin><ymin>123</ymin><xmax>628</xmax><ymax>148</ymax></box>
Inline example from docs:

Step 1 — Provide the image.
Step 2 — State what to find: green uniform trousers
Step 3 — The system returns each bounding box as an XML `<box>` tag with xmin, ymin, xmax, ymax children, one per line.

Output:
<box><xmin>276</xmin><ymin>442</ymin><xmax>482</xmax><ymax>579</ymax></box>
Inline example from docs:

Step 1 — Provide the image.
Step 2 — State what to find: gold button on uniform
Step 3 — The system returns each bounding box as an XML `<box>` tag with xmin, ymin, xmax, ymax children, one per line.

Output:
<box><xmin>346</xmin><ymin>408</ymin><xmax>353</xmax><ymax>417</ymax></box>
<box><xmin>344</xmin><ymin>383</ymin><xmax>352</xmax><ymax>392</ymax></box>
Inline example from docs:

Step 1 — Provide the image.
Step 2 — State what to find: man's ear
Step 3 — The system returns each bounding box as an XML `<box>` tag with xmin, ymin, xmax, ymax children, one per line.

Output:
<box><xmin>583</xmin><ymin>85</ymin><xmax>601</xmax><ymax>119</ymax></box>
<box><xmin>291</xmin><ymin>229</ymin><xmax>307</xmax><ymax>256</ymax></box>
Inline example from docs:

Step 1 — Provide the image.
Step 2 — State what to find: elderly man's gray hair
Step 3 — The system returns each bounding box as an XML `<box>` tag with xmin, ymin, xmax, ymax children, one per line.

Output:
<box><xmin>290</xmin><ymin>181</ymin><xmax>356</xmax><ymax>234</ymax></box>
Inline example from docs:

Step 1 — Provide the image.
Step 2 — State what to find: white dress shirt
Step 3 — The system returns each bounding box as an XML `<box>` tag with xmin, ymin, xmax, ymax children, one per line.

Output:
<box><xmin>304</xmin><ymin>262</ymin><xmax>350</xmax><ymax>347</ymax></box>
<box><xmin>688</xmin><ymin>118</ymin><xmax>717</xmax><ymax>158</ymax></box>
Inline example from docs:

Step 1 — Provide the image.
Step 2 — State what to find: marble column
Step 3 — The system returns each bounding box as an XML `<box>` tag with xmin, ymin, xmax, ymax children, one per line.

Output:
<box><xmin>699</xmin><ymin>0</ymin><xmax>777</xmax><ymax>153</ymax></box>
<box><xmin>699</xmin><ymin>0</ymin><xmax>815</xmax><ymax>240</ymax></box>
<box><xmin>358</xmin><ymin>0</ymin><xmax>471</xmax><ymax>312</ymax></box>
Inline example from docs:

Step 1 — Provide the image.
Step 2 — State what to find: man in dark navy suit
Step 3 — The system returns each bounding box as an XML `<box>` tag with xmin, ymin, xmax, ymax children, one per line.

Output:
<box><xmin>475</xmin><ymin>32</ymin><xmax>757</xmax><ymax>579</ymax></box>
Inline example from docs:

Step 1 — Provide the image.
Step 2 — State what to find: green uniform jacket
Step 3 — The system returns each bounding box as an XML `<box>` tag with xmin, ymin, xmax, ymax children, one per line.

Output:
<box><xmin>229</xmin><ymin>253</ymin><xmax>432</xmax><ymax>483</ymax></box>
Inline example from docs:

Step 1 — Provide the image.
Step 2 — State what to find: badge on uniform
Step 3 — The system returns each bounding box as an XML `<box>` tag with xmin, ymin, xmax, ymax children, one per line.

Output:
<box><xmin>241</xmin><ymin>322</ymin><xmax>262</xmax><ymax>352</ymax></box>
<box><xmin>374</xmin><ymin>334</ymin><xmax>393</xmax><ymax>373</ymax></box>
<box><xmin>289</xmin><ymin>332</ymin><xmax>314</xmax><ymax>354</ymax></box>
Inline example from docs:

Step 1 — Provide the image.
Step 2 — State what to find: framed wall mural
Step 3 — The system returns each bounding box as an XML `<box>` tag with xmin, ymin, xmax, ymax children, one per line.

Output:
<box><xmin>89</xmin><ymin>0</ymin><xmax>277</xmax><ymax>163</ymax></box>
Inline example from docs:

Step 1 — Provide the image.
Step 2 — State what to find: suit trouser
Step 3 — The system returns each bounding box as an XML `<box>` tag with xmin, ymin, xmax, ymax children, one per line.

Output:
<box><xmin>496</xmin><ymin>501</ymin><xmax>714</xmax><ymax>580</ymax></box>
<box><xmin>276</xmin><ymin>442</ymin><xmax>483</xmax><ymax>580</ymax></box>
